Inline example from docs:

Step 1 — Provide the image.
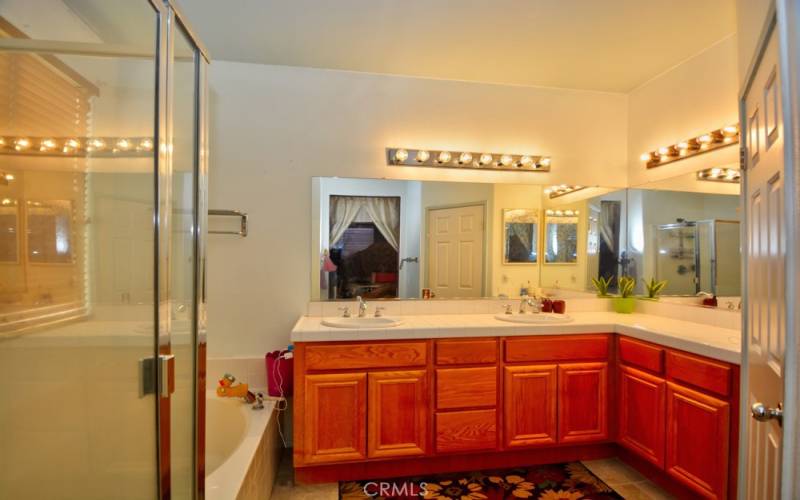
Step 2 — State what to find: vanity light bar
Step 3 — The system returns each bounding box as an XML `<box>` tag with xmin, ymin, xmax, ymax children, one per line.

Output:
<box><xmin>387</xmin><ymin>148</ymin><xmax>551</xmax><ymax>173</ymax></box>
<box><xmin>696</xmin><ymin>167</ymin><xmax>741</xmax><ymax>183</ymax></box>
<box><xmin>0</xmin><ymin>136</ymin><xmax>155</xmax><ymax>158</ymax></box>
<box><xmin>545</xmin><ymin>209</ymin><xmax>580</xmax><ymax>217</ymax></box>
<box><xmin>640</xmin><ymin>124</ymin><xmax>739</xmax><ymax>169</ymax></box>
<box><xmin>543</xmin><ymin>184</ymin><xmax>585</xmax><ymax>199</ymax></box>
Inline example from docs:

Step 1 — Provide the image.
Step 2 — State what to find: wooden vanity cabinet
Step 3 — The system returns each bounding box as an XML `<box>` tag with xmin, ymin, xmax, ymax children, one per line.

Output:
<box><xmin>616</xmin><ymin>336</ymin><xmax>738</xmax><ymax>500</ymax></box>
<box><xmin>618</xmin><ymin>365</ymin><xmax>666</xmax><ymax>467</ymax></box>
<box><xmin>302</xmin><ymin>372</ymin><xmax>368</xmax><ymax>464</ymax></box>
<box><xmin>295</xmin><ymin>333</ymin><xmax>738</xmax><ymax>499</ymax></box>
<box><xmin>504</xmin><ymin>335</ymin><xmax>611</xmax><ymax>447</ymax></box>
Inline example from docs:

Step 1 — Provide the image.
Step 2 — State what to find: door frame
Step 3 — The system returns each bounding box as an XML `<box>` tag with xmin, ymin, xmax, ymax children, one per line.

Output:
<box><xmin>738</xmin><ymin>2</ymin><xmax>800</xmax><ymax>497</ymax></box>
<box><xmin>423</xmin><ymin>201</ymin><xmax>488</xmax><ymax>297</ymax></box>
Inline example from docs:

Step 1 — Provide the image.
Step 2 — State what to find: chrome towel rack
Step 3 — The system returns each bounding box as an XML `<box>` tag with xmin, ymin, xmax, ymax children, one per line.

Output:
<box><xmin>209</xmin><ymin>209</ymin><xmax>248</xmax><ymax>237</ymax></box>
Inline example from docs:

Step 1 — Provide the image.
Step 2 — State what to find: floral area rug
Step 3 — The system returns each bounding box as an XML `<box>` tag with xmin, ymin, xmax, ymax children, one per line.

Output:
<box><xmin>339</xmin><ymin>462</ymin><xmax>623</xmax><ymax>499</ymax></box>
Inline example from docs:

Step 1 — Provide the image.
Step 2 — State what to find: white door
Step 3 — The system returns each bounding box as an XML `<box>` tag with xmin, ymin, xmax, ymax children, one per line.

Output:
<box><xmin>427</xmin><ymin>205</ymin><xmax>484</xmax><ymax>298</ymax></box>
<box><xmin>743</xmin><ymin>27</ymin><xmax>785</xmax><ymax>500</ymax></box>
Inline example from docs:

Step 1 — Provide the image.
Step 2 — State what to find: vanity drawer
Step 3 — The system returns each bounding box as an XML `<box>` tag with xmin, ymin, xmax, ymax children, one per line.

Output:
<box><xmin>436</xmin><ymin>409</ymin><xmax>497</xmax><ymax>453</ymax></box>
<box><xmin>436</xmin><ymin>367</ymin><xmax>497</xmax><ymax>409</ymax></box>
<box><xmin>304</xmin><ymin>342</ymin><xmax>427</xmax><ymax>371</ymax></box>
<box><xmin>618</xmin><ymin>336</ymin><xmax>664</xmax><ymax>374</ymax></box>
<box><xmin>505</xmin><ymin>334</ymin><xmax>610</xmax><ymax>363</ymax></box>
<box><xmin>666</xmin><ymin>350</ymin><xmax>731</xmax><ymax>397</ymax></box>
<box><xmin>435</xmin><ymin>339</ymin><xmax>498</xmax><ymax>365</ymax></box>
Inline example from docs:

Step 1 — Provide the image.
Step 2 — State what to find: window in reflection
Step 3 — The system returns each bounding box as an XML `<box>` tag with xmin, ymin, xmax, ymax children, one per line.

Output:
<box><xmin>27</xmin><ymin>200</ymin><xmax>74</xmax><ymax>263</ymax></box>
<box><xmin>545</xmin><ymin>216</ymin><xmax>578</xmax><ymax>264</ymax></box>
<box><xmin>0</xmin><ymin>198</ymin><xmax>19</xmax><ymax>262</ymax></box>
<box><xmin>503</xmin><ymin>209</ymin><xmax>538</xmax><ymax>264</ymax></box>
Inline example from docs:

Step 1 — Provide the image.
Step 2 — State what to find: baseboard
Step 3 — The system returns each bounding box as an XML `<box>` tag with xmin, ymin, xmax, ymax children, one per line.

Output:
<box><xmin>294</xmin><ymin>443</ymin><xmax>616</xmax><ymax>484</ymax></box>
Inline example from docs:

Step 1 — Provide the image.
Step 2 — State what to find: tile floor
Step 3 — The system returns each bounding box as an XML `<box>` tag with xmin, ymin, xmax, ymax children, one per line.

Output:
<box><xmin>269</xmin><ymin>452</ymin><xmax>674</xmax><ymax>499</ymax></box>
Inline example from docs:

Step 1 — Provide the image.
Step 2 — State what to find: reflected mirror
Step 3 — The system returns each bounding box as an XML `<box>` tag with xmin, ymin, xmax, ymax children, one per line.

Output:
<box><xmin>503</xmin><ymin>209</ymin><xmax>538</xmax><ymax>264</ymax></box>
<box><xmin>544</xmin><ymin>212</ymin><xmax>578</xmax><ymax>264</ymax></box>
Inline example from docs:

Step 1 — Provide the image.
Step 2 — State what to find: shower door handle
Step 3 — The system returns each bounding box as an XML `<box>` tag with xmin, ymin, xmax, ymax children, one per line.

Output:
<box><xmin>139</xmin><ymin>354</ymin><xmax>176</xmax><ymax>398</ymax></box>
<box><xmin>159</xmin><ymin>354</ymin><xmax>175</xmax><ymax>398</ymax></box>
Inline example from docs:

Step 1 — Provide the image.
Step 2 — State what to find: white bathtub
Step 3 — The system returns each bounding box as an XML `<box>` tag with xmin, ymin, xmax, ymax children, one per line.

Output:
<box><xmin>205</xmin><ymin>391</ymin><xmax>280</xmax><ymax>500</ymax></box>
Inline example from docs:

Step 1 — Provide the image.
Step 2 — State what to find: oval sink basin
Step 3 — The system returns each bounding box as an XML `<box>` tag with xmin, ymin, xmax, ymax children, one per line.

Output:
<box><xmin>494</xmin><ymin>313</ymin><xmax>573</xmax><ymax>324</ymax></box>
<box><xmin>321</xmin><ymin>317</ymin><xmax>404</xmax><ymax>329</ymax></box>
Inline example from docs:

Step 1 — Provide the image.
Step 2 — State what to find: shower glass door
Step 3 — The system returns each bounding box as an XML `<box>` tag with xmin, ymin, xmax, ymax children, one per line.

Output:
<box><xmin>0</xmin><ymin>1</ymin><xmax>208</xmax><ymax>498</ymax></box>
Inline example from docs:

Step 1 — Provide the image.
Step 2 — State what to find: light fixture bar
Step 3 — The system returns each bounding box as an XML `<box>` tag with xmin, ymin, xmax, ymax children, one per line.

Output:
<box><xmin>696</xmin><ymin>167</ymin><xmax>741</xmax><ymax>183</ymax></box>
<box><xmin>545</xmin><ymin>209</ymin><xmax>580</xmax><ymax>217</ymax></box>
<box><xmin>641</xmin><ymin>124</ymin><xmax>739</xmax><ymax>169</ymax></box>
<box><xmin>544</xmin><ymin>184</ymin><xmax>586</xmax><ymax>199</ymax></box>
<box><xmin>387</xmin><ymin>148</ymin><xmax>550</xmax><ymax>173</ymax></box>
<box><xmin>0</xmin><ymin>136</ymin><xmax>154</xmax><ymax>158</ymax></box>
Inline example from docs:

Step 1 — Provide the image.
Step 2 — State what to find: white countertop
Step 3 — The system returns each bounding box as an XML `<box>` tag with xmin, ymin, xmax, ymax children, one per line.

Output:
<box><xmin>291</xmin><ymin>311</ymin><xmax>741</xmax><ymax>364</ymax></box>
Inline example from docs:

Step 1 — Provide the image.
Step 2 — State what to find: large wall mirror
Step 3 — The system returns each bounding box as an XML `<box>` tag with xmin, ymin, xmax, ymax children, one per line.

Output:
<box><xmin>311</xmin><ymin>170</ymin><xmax>741</xmax><ymax>301</ymax></box>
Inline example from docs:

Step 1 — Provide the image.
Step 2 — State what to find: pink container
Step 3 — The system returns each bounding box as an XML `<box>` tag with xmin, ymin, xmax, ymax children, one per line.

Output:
<box><xmin>265</xmin><ymin>350</ymin><xmax>294</xmax><ymax>397</ymax></box>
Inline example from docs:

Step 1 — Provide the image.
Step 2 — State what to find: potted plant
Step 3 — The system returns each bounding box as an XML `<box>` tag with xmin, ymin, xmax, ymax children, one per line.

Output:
<box><xmin>612</xmin><ymin>276</ymin><xmax>636</xmax><ymax>313</ymax></box>
<box><xmin>591</xmin><ymin>276</ymin><xmax>614</xmax><ymax>297</ymax></box>
<box><xmin>642</xmin><ymin>277</ymin><xmax>668</xmax><ymax>301</ymax></box>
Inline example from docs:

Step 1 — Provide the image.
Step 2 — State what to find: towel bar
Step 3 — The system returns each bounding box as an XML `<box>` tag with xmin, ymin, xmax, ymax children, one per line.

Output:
<box><xmin>209</xmin><ymin>209</ymin><xmax>248</xmax><ymax>237</ymax></box>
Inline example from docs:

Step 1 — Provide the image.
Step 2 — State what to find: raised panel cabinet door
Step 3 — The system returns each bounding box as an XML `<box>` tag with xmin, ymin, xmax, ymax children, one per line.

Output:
<box><xmin>558</xmin><ymin>362</ymin><xmax>608</xmax><ymax>443</ymax></box>
<box><xmin>618</xmin><ymin>366</ymin><xmax>666</xmax><ymax>467</ymax></box>
<box><xmin>666</xmin><ymin>382</ymin><xmax>730</xmax><ymax>499</ymax></box>
<box><xmin>303</xmin><ymin>372</ymin><xmax>367</xmax><ymax>464</ymax></box>
<box><xmin>504</xmin><ymin>365</ymin><xmax>557</xmax><ymax>447</ymax></box>
<box><xmin>368</xmin><ymin>370</ymin><xmax>428</xmax><ymax>458</ymax></box>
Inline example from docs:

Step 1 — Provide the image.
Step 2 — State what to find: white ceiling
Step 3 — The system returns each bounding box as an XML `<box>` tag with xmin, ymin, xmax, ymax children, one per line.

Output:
<box><xmin>177</xmin><ymin>0</ymin><xmax>736</xmax><ymax>93</ymax></box>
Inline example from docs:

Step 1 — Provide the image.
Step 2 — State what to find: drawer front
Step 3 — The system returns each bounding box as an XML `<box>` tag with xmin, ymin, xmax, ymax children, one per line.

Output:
<box><xmin>666</xmin><ymin>350</ymin><xmax>731</xmax><ymax>397</ymax></box>
<box><xmin>505</xmin><ymin>334</ymin><xmax>610</xmax><ymax>363</ymax></box>
<box><xmin>619</xmin><ymin>336</ymin><xmax>664</xmax><ymax>374</ymax></box>
<box><xmin>305</xmin><ymin>342</ymin><xmax>427</xmax><ymax>370</ymax></box>
<box><xmin>436</xmin><ymin>409</ymin><xmax>497</xmax><ymax>453</ymax></box>
<box><xmin>435</xmin><ymin>339</ymin><xmax>498</xmax><ymax>365</ymax></box>
<box><xmin>437</xmin><ymin>367</ymin><xmax>497</xmax><ymax>410</ymax></box>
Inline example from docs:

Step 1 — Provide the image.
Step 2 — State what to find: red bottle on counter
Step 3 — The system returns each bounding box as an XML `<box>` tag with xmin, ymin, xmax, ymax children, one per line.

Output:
<box><xmin>552</xmin><ymin>300</ymin><xmax>566</xmax><ymax>314</ymax></box>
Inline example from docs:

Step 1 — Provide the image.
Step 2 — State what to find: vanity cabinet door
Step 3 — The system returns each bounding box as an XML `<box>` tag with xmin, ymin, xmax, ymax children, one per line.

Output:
<box><xmin>618</xmin><ymin>366</ymin><xmax>666</xmax><ymax>467</ymax></box>
<box><xmin>504</xmin><ymin>365</ymin><xmax>557</xmax><ymax>447</ymax></box>
<box><xmin>558</xmin><ymin>362</ymin><xmax>608</xmax><ymax>443</ymax></box>
<box><xmin>368</xmin><ymin>370</ymin><xmax>428</xmax><ymax>458</ymax></box>
<box><xmin>666</xmin><ymin>382</ymin><xmax>730</xmax><ymax>499</ymax></box>
<box><xmin>303</xmin><ymin>372</ymin><xmax>367</xmax><ymax>464</ymax></box>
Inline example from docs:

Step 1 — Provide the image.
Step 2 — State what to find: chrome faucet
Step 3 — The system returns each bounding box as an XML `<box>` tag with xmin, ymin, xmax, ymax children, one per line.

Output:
<box><xmin>519</xmin><ymin>295</ymin><xmax>541</xmax><ymax>314</ymax></box>
<box><xmin>356</xmin><ymin>296</ymin><xmax>368</xmax><ymax>318</ymax></box>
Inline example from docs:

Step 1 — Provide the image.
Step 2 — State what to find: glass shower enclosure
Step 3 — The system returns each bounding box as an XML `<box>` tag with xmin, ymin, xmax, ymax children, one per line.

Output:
<box><xmin>0</xmin><ymin>1</ymin><xmax>208</xmax><ymax>498</ymax></box>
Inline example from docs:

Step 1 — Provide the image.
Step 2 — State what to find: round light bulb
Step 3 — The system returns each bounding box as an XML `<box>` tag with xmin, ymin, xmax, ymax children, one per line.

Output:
<box><xmin>394</xmin><ymin>149</ymin><xmax>408</xmax><ymax>163</ymax></box>
<box><xmin>544</xmin><ymin>188</ymin><xmax>552</xmax><ymax>194</ymax></box>
<box><xmin>66</xmin><ymin>139</ymin><xmax>80</xmax><ymax>149</ymax></box>
<box><xmin>722</xmin><ymin>125</ymin><xmax>738</xmax><ymax>135</ymax></box>
<box><xmin>518</xmin><ymin>155</ymin><xmax>533</xmax><ymax>167</ymax></box>
<box><xmin>640</xmin><ymin>153</ymin><xmax>652</xmax><ymax>162</ymax></box>
<box><xmin>539</xmin><ymin>157</ymin><xmax>551</xmax><ymax>167</ymax></box>
<box><xmin>677</xmin><ymin>142</ymin><xmax>689</xmax><ymax>150</ymax></box>
<box><xmin>139</xmin><ymin>139</ymin><xmax>154</xmax><ymax>151</ymax></box>
<box><xmin>41</xmin><ymin>139</ymin><xmax>56</xmax><ymax>150</ymax></box>
<box><xmin>116</xmin><ymin>139</ymin><xmax>131</xmax><ymax>150</ymax></box>
<box><xmin>499</xmin><ymin>155</ymin><xmax>513</xmax><ymax>167</ymax></box>
<box><xmin>698</xmin><ymin>134</ymin><xmax>712</xmax><ymax>144</ymax></box>
<box><xmin>1</xmin><ymin>198</ymin><xmax>10</xmax><ymax>205</ymax></box>
<box><xmin>15</xmin><ymin>138</ymin><xmax>30</xmax><ymax>150</ymax></box>
<box><xmin>658</xmin><ymin>146</ymin><xmax>670</xmax><ymax>155</ymax></box>
<box><xmin>415</xmin><ymin>150</ymin><xmax>430</xmax><ymax>162</ymax></box>
<box><xmin>437</xmin><ymin>151</ymin><xmax>452</xmax><ymax>163</ymax></box>
<box><xmin>4</xmin><ymin>173</ymin><xmax>14</xmax><ymax>181</ymax></box>
<box><xmin>478</xmin><ymin>154</ymin><xmax>493</xmax><ymax>166</ymax></box>
<box><xmin>710</xmin><ymin>168</ymin><xmax>722</xmax><ymax>178</ymax></box>
<box><xmin>546</xmin><ymin>209</ymin><xmax>554</xmax><ymax>216</ymax></box>
<box><xmin>458</xmin><ymin>152</ymin><xmax>472</xmax><ymax>165</ymax></box>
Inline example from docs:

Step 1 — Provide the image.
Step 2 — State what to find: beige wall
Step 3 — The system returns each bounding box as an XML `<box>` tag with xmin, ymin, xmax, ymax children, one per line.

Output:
<box><xmin>206</xmin><ymin>62</ymin><xmax>628</xmax><ymax>357</ymax></box>
<box><xmin>736</xmin><ymin>0</ymin><xmax>773</xmax><ymax>84</ymax></box>
<box><xmin>627</xmin><ymin>36</ymin><xmax>740</xmax><ymax>188</ymax></box>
